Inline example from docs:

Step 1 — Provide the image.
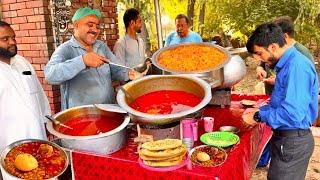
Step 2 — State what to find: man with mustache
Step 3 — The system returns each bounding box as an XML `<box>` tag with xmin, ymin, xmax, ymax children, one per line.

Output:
<box><xmin>0</xmin><ymin>21</ymin><xmax>50</xmax><ymax>152</ymax></box>
<box><xmin>45</xmin><ymin>7</ymin><xmax>141</xmax><ymax>110</ymax></box>
<box><xmin>164</xmin><ymin>14</ymin><xmax>202</xmax><ymax>47</ymax></box>
<box><xmin>244</xmin><ymin>23</ymin><xmax>318</xmax><ymax>180</ymax></box>
<box><xmin>114</xmin><ymin>8</ymin><xmax>146</xmax><ymax>68</ymax></box>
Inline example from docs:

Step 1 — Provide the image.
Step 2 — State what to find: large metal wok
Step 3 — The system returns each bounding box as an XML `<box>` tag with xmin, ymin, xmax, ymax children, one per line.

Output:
<box><xmin>151</xmin><ymin>42</ymin><xmax>231</xmax><ymax>88</ymax></box>
<box><xmin>46</xmin><ymin>105</ymin><xmax>130</xmax><ymax>154</ymax></box>
<box><xmin>151</xmin><ymin>42</ymin><xmax>247</xmax><ymax>89</ymax></box>
<box><xmin>116</xmin><ymin>75</ymin><xmax>212</xmax><ymax>125</ymax></box>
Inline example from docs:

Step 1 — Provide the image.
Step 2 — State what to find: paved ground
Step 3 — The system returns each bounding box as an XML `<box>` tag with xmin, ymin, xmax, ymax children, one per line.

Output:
<box><xmin>233</xmin><ymin>56</ymin><xmax>320</xmax><ymax>180</ymax></box>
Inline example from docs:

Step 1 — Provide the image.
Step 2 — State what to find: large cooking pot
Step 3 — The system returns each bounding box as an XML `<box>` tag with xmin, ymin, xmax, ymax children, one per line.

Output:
<box><xmin>219</xmin><ymin>55</ymin><xmax>247</xmax><ymax>88</ymax></box>
<box><xmin>151</xmin><ymin>42</ymin><xmax>231</xmax><ymax>88</ymax></box>
<box><xmin>46</xmin><ymin>105</ymin><xmax>130</xmax><ymax>154</ymax></box>
<box><xmin>116</xmin><ymin>75</ymin><xmax>212</xmax><ymax>125</ymax></box>
<box><xmin>152</xmin><ymin>43</ymin><xmax>247</xmax><ymax>88</ymax></box>
<box><xmin>0</xmin><ymin>139</ymin><xmax>68</xmax><ymax>180</ymax></box>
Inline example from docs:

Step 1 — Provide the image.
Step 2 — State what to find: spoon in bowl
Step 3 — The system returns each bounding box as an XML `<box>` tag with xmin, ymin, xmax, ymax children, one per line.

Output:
<box><xmin>45</xmin><ymin>115</ymin><xmax>73</xmax><ymax>130</ymax></box>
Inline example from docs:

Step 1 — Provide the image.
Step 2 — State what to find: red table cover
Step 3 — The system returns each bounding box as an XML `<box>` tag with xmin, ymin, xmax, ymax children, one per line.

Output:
<box><xmin>71</xmin><ymin>94</ymin><xmax>272</xmax><ymax>180</ymax></box>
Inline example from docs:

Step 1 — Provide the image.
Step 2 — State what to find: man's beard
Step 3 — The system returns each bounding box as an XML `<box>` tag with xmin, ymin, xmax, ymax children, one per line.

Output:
<box><xmin>267</xmin><ymin>55</ymin><xmax>278</xmax><ymax>69</ymax></box>
<box><xmin>0</xmin><ymin>45</ymin><xmax>17</xmax><ymax>59</ymax></box>
<box><xmin>136</xmin><ymin>28</ymin><xmax>141</xmax><ymax>33</ymax></box>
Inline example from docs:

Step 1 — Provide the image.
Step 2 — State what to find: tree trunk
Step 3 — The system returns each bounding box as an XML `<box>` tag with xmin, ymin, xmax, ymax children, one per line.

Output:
<box><xmin>187</xmin><ymin>0</ymin><xmax>196</xmax><ymax>30</ymax></box>
<box><xmin>198</xmin><ymin>1</ymin><xmax>206</xmax><ymax>35</ymax></box>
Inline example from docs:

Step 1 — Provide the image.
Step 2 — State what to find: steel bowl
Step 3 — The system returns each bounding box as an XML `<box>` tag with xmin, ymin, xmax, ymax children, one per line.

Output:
<box><xmin>219</xmin><ymin>126</ymin><xmax>240</xmax><ymax>134</ymax></box>
<box><xmin>46</xmin><ymin>105</ymin><xmax>130</xmax><ymax>154</ymax></box>
<box><xmin>151</xmin><ymin>42</ymin><xmax>231</xmax><ymax>88</ymax></box>
<box><xmin>116</xmin><ymin>75</ymin><xmax>212</xmax><ymax>125</ymax></box>
<box><xmin>0</xmin><ymin>139</ymin><xmax>68</xmax><ymax>180</ymax></box>
<box><xmin>152</xmin><ymin>43</ymin><xmax>247</xmax><ymax>88</ymax></box>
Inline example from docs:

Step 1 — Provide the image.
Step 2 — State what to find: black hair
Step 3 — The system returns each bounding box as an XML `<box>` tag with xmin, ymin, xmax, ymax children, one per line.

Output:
<box><xmin>246</xmin><ymin>22</ymin><xmax>285</xmax><ymax>54</ymax></box>
<box><xmin>175</xmin><ymin>14</ymin><xmax>189</xmax><ymax>25</ymax></box>
<box><xmin>123</xmin><ymin>8</ymin><xmax>140</xmax><ymax>29</ymax></box>
<box><xmin>0</xmin><ymin>21</ymin><xmax>11</xmax><ymax>28</ymax></box>
<box><xmin>273</xmin><ymin>16</ymin><xmax>294</xmax><ymax>38</ymax></box>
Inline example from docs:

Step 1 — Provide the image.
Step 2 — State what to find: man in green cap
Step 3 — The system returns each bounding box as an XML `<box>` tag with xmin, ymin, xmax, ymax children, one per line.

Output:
<box><xmin>45</xmin><ymin>7</ymin><xmax>141</xmax><ymax>110</ymax></box>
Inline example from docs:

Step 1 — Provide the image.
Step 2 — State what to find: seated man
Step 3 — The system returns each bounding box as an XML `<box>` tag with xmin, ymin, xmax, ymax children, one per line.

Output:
<box><xmin>164</xmin><ymin>14</ymin><xmax>202</xmax><ymax>47</ymax></box>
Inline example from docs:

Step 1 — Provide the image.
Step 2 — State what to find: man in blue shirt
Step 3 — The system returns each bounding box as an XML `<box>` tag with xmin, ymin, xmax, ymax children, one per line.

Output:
<box><xmin>45</xmin><ymin>7</ymin><xmax>141</xmax><ymax>110</ymax></box>
<box><xmin>164</xmin><ymin>14</ymin><xmax>202</xmax><ymax>47</ymax></box>
<box><xmin>244</xmin><ymin>23</ymin><xmax>318</xmax><ymax>180</ymax></box>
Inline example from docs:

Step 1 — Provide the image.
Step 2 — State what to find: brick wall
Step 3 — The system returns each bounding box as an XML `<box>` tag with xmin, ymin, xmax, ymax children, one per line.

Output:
<box><xmin>1</xmin><ymin>0</ymin><xmax>119</xmax><ymax>114</ymax></box>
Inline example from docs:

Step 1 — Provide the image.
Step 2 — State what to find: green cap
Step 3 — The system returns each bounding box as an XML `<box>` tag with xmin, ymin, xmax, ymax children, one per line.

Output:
<box><xmin>72</xmin><ymin>7</ymin><xmax>102</xmax><ymax>23</ymax></box>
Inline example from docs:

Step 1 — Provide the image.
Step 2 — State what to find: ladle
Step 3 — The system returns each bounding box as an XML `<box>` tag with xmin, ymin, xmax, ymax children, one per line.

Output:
<box><xmin>118</xmin><ymin>86</ymin><xmax>143</xmax><ymax>108</ymax></box>
<box><xmin>45</xmin><ymin>115</ymin><xmax>73</xmax><ymax>130</ymax></box>
<box><xmin>119</xmin><ymin>86</ymin><xmax>135</xmax><ymax>102</ymax></box>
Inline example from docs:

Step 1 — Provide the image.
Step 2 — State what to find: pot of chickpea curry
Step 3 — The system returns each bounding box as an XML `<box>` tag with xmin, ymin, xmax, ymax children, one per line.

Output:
<box><xmin>0</xmin><ymin>139</ymin><xmax>68</xmax><ymax>180</ymax></box>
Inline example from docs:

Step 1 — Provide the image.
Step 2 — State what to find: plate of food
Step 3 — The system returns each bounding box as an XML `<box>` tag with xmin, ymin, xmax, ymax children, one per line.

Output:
<box><xmin>190</xmin><ymin>145</ymin><xmax>227</xmax><ymax>167</ymax></box>
<box><xmin>200</xmin><ymin>132</ymin><xmax>240</xmax><ymax>147</ymax></box>
<box><xmin>240</xmin><ymin>99</ymin><xmax>256</xmax><ymax>108</ymax></box>
<box><xmin>138</xmin><ymin>139</ymin><xmax>188</xmax><ymax>171</ymax></box>
<box><xmin>1</xmin><ymin>139</ymin><xmax>68</xmax><ymax>180</ymax></box>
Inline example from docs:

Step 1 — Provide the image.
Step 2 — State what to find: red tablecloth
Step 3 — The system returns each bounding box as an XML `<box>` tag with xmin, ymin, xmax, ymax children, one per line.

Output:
<box><xmin>71</xmin><ymin>94</ymin><xmax>272</xmax><ymax>180</ymax></box>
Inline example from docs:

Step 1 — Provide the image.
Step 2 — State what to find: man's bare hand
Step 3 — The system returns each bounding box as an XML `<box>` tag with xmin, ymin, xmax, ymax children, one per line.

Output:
<box><xmin>83</xmin><ymin>52</ymin><xmax>108</xmax><ymax>68</ymax></box>
<box><xmin>128</xmin><ymin>70</ymin><xmax>143</xmax><ymax>80</ymax></box>
<box><xmin>242</xmin><ymin>108</ymin><xmax>259</xmax><ymax>126</ymax></box>
<box><xmin>256</xmin><ymin>66</ymin><xmax>267</xmax><ymax>80</ymax></box>
<box><xmin>263</xmin><ymin>77</ymin><xmax>275</xmax><ymax>85</ymax></box>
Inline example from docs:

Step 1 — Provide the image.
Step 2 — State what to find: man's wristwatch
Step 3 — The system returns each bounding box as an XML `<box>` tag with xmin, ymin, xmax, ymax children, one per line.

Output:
<box><xmin>253</xmin><ymin>111</ymin><xmax>262</xmax><ymax>122</ymax></box>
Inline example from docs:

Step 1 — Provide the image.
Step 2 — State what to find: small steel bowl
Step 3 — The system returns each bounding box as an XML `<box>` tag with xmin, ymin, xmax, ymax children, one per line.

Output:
<box><xmin>219</xmin><ymin>126</ymin><xmax>240</xmax><ymax>134</ymax></box>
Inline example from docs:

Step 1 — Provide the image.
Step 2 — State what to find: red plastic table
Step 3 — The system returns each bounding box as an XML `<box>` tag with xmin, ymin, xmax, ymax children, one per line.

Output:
<box><xmin>71</xmin><ymin>94</ymin><xmax>272</xmax><ymax>180</ymax></box>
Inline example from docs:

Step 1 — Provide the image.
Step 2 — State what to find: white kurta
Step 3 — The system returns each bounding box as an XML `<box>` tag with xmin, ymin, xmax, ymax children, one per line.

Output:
<box><xmin>0</xmin><ymin>55</ymin><xmax>50</xmax><ymax>152</ymax></box>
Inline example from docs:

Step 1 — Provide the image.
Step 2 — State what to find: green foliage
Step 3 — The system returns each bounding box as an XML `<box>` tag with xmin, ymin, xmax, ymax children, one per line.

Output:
<box><xmin>116</xmin><ymin>0</ymin><xmax>320</xmax><ymax>53</ymax></box>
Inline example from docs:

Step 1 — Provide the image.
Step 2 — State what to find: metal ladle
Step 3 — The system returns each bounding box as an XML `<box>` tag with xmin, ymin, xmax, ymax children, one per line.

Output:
<box><xmin>45</xmin><ymin>115</ymin><xmax>73</xmax><ymax>130</ymax></box>
<box><xmin>118</xmin><ymin>86</ymin><xmax>143</xmax><ymax>108</ymax></box>
<box><xmin>119</xmin><ymin>86</ymin><xmax>135</xmax><ymax>102</ymax></box>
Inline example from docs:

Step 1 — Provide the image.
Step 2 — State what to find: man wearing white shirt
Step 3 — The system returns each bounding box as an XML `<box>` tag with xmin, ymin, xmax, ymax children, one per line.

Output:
<box><xmin>114</xmin><ymin>8</ymin><xmax>145</xmax><ymax>68</ymax></box>
<box><xmin>0</xmin><ymin>21</ymin><xmax>50</xmax><ymax>153</ymax></box>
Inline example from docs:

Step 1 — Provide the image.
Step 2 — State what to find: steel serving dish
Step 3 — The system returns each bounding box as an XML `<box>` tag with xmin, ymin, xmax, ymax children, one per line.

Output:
<box><xmin>0</xmin><ymin>139</ymin><xmax>68</xmax><ymax>180</ymax></box>
<box><xmin>116</xmin><ymin>75</ymin><xmax>212</xmax><ymax>125</ymax></box>
<box><xmin>152</xmin><ymin>43</ymin><xmax>247</xmax><ymax>88</ymax></box>
<box><xmin>219</xmin><ymin>126</ymin><xmax>240</xmax><ymax>134</ymax></box>
<box><xmin>46</xmin><ymin>105</ymin><xmax>130</xmax><ymax>154</ymax></box>
<box><xmin>151</xmin><ymin>42</ymin><xmax>231</xmax><ymax>88</ymax></box>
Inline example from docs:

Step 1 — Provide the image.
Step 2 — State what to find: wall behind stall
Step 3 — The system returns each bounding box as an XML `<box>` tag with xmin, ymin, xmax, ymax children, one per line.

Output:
<box><xmin>0</xmin><ymin>0</ymin><xmax>119</xmax><ymax>114</ymax></box>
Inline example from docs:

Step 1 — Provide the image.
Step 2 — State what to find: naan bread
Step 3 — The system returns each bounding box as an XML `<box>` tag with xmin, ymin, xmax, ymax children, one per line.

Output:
<box><xmin>140</xmin><ymin>144</ymin><xmax>186</xmax><ymax>157</ymax></box>
<box><xmin>141</xmin><ymin>139</ymin><xmax>182</xmax><ymax>151</ymax></box>
<box><xmin>139</xmin><ymin>151</ymin><xmax>186</xmax><ymax>161</ymax></box>
<box><xmin>143</xmin><ymin>155</ymin><xmax>185</xmax><ymax>167</ymax></box>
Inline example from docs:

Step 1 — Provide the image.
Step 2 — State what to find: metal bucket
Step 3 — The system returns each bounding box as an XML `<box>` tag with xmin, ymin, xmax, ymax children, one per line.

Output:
<box><xmin>116</xmin><ymin>75</ymin><xmax>212</xmax><ymax>125</ymax></box>
<box><xmin>46</xmin><ymin>105</ymin><xmax>130</xmax><ymax>154</ymax></box>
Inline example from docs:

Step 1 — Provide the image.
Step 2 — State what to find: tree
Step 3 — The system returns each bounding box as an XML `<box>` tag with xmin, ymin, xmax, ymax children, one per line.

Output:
<box><xmin>187</xmin><ymin>0</ymin><xmax>196</xmax><ymax>29</ymax></box>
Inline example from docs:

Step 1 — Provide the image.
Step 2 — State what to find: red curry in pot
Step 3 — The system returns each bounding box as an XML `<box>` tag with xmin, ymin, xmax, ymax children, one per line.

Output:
<box><xmin>129</xmin><ymin>90</ymin><xmax>202</xmax><ymax>114</ymax></box>
<box><xmin>58</xmin><ymin>114</ymin><xmax>122</xmax><ymax>136</ymax></box>
<box><xmin>4</xmin><ymin>142</ymin><xmax>66</xmax><ymax>179</ymax></box>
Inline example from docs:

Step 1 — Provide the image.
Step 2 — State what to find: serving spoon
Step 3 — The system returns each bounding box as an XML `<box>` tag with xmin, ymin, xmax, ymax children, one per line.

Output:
<box><xmin>45</xmin><ymin>115</ymin><xmax>73</xmax><ymax>130</ymax></box>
